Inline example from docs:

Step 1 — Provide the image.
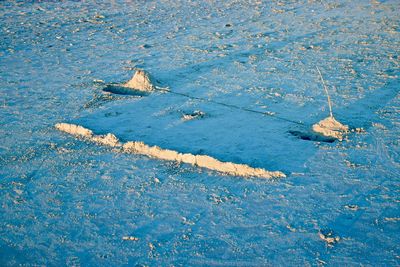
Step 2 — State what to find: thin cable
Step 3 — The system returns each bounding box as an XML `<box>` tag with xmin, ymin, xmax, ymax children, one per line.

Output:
<box><xmin>153</xmin><ymin>86</ymin><xmax>305</xmax><ymax>126</ymax></box>
<box><xmin>316</xmin><ymin>66</ymin><xmax>333</xmax><ymax>118</ymax></box>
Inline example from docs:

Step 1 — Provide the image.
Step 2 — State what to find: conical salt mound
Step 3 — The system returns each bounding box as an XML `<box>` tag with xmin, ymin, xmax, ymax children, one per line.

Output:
<box><xmin>123</xmin><ymin>70</ymin><xmax>154</xmax><ymax>92</ymax></box>
<box><xmin>312</xmin><ymin>116</ymin><xmax>349</xmax><ymax>141</ymax></box>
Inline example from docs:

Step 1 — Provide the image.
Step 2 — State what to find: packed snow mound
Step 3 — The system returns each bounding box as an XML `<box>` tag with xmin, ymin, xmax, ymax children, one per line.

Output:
<box><xmin>312</xmin><ymin>116</ymin><xmax>349</xmax><ymax>141</ymax></box>
<box><xmin>123</xmin><ymin>70</ymin><xmax>154</xmax><ymax>92</ymax></box>
<box><xmin>55</xmin><ymin>123</ymin><xmax>285</xmax><ymax>179</ymax></box>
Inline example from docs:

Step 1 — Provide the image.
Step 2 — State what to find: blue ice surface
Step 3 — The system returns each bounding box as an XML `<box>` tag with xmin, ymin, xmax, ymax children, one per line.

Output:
<box><xmin>0</xmin><ymin>0</ymin><xmax>399</xmax><ymax>266</ymax></box>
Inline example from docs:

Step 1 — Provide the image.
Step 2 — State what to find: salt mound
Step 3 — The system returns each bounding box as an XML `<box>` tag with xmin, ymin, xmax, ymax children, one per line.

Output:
<box><xmin>123</xmin><ymin>70</ymin><xmax>154</xmax><ymax>92</ymax></box>
<box><xmin>56</xmin><ymin>123</ymin><xmax>285</xmax><ymax>179</ymax></box>
<box><xmin>312</xmin><ymin>116</ymin><xmax>349</xmax><ymax>140</ymax></box>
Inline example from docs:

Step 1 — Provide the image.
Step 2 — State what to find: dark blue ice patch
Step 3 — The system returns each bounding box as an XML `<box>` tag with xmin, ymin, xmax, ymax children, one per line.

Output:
<box><xmin>103</xmin><ymin>84</ymin><xmax>150</xmax><ymax>97</ymax></box>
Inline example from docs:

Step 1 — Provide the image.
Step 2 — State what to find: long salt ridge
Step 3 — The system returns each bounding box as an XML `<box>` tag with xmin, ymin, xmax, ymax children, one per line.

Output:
<box><xmin>55</xmin><ymin>123</ymin><xmax>285</xmax><ymax>179</ymax></box>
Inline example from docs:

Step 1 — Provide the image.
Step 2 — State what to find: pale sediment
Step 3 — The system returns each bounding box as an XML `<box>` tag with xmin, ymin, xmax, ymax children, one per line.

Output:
<box><xmin>55</xmin><ymin>123</ymin><xmax>285</xmax><ymax>179</ymax></box>
<box><xmin>312</xmin><ymin>116</ymin><xmax>349</xmax><ymax>141</ymax></box>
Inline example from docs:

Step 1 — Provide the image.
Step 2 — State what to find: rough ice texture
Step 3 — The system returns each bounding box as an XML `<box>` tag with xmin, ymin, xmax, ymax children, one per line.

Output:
<box><xmin>55</xmin><ymin>123</ymin><xmax>93</xmax><ymax>138</ymax></box>
<box><xmin>312</xmin><ymin>116</ymin><xmax>349</xmax><ymax>141</ymax></box>
<box><xmin>56</xmin><ymin>123</ymin><xmax>121</xmax><ymax>147</ymax></box>
<box><xmin>56</xmin><ymin>123</ymin><xmax>285</xmax><ymax>179</ymax></box>
<box><xmin>92</xmin><ymin>133</ymin><xmax>122</xmax><ymax>147</ymax></box>
<box><xmin>122</xmin><ymin>70</ymin><xmax>154</xmax><ymax>92</ymax></box>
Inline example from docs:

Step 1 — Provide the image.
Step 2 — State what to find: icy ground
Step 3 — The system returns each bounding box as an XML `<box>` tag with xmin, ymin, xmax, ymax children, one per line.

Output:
<box><xmin>1</xmin><ymin>0</ymin><xmax>399</xmax><ymax>265</ymax></box>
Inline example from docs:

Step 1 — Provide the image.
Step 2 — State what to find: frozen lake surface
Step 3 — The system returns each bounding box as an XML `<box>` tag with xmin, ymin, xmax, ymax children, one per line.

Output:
<box><xmin>1</xmin><ymin>0</ymin><xmax>399</xmax><ymax>265</ymax></box>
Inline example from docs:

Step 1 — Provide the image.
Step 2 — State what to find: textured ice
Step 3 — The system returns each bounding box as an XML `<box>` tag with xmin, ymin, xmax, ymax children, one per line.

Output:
<box><xmin>0</xmin><ymin>0</ymin><xmax>399</xmax><ymax>266</ymax></box>
<box><xmin>56</xmin><ymin>123</ymin><xmax>285</xmax><ymax>178</ymax></box>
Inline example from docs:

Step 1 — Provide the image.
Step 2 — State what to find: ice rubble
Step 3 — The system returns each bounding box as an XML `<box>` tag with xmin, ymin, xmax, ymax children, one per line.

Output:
<box><xmin>55</xmin><ymin>123</ymin><xmax>285</xmax><ymax>179</ymax></box>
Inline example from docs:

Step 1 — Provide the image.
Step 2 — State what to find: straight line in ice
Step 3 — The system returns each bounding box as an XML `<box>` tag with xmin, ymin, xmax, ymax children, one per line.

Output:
<box><xmin>153</xmin><ymin>86</ymin><xmax>305</xmax><ymax>126</ymax></box>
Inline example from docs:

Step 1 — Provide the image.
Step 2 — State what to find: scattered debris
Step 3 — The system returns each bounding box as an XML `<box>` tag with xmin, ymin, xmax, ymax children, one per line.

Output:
<box><xmin>122</xmin><ymin>236</ymin><xmax>139</xmax><ymax>241</ymax></box>
<box><xmin>94</xmin><ymin>14</ymin><xmax>105</xmax><ymax>19</ymax></box>
<box><xmin>316</xmin><ymin>258</ymin><xmax>327</xmax><ymax>265</ymax></box>
<box><xmin>286</xmin><ymin>224</ymin><xmax>296</xmax><ymax>232</ymax></box>
<box><xmin>344</xmin><ymin>160</ymin><xmax>361</xmax><ymax>168</ymax></box>
<box><xmin>181</xmin><ymin>217</ymin><xmax>195</xmax><ymax>225</ymax></box>
<box><xmin>384</xmin><ymin>217</ymin><xmax>400</xmax><ymax>222</ymax></box>
<box><xmin>148</xmin><ymin>242</ymin><xmax>155</xmax><ymax>250</ymax></box>
<box><xmin>372</xmin><ymin>122</ymin><xmax>386</xmax><ymax>130</ymax></box>
<box><xmin>344</xmin><ymin>204</ymin><xmax>359</xmax><ymax>211</ymax></box>
<box><xmin>182</xmin><ymin>110</ymin><xmax>205</xmax><ymax>121</ymax></box>
<box><xmin>319</xmin><ymin>229</ymin><xmax>340</xmax><ymax>245</ymax></box>
<box><xmin>352</xmin><ymin>127</ymin><xmax>365</xmax><ymax>133</ymax></box>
